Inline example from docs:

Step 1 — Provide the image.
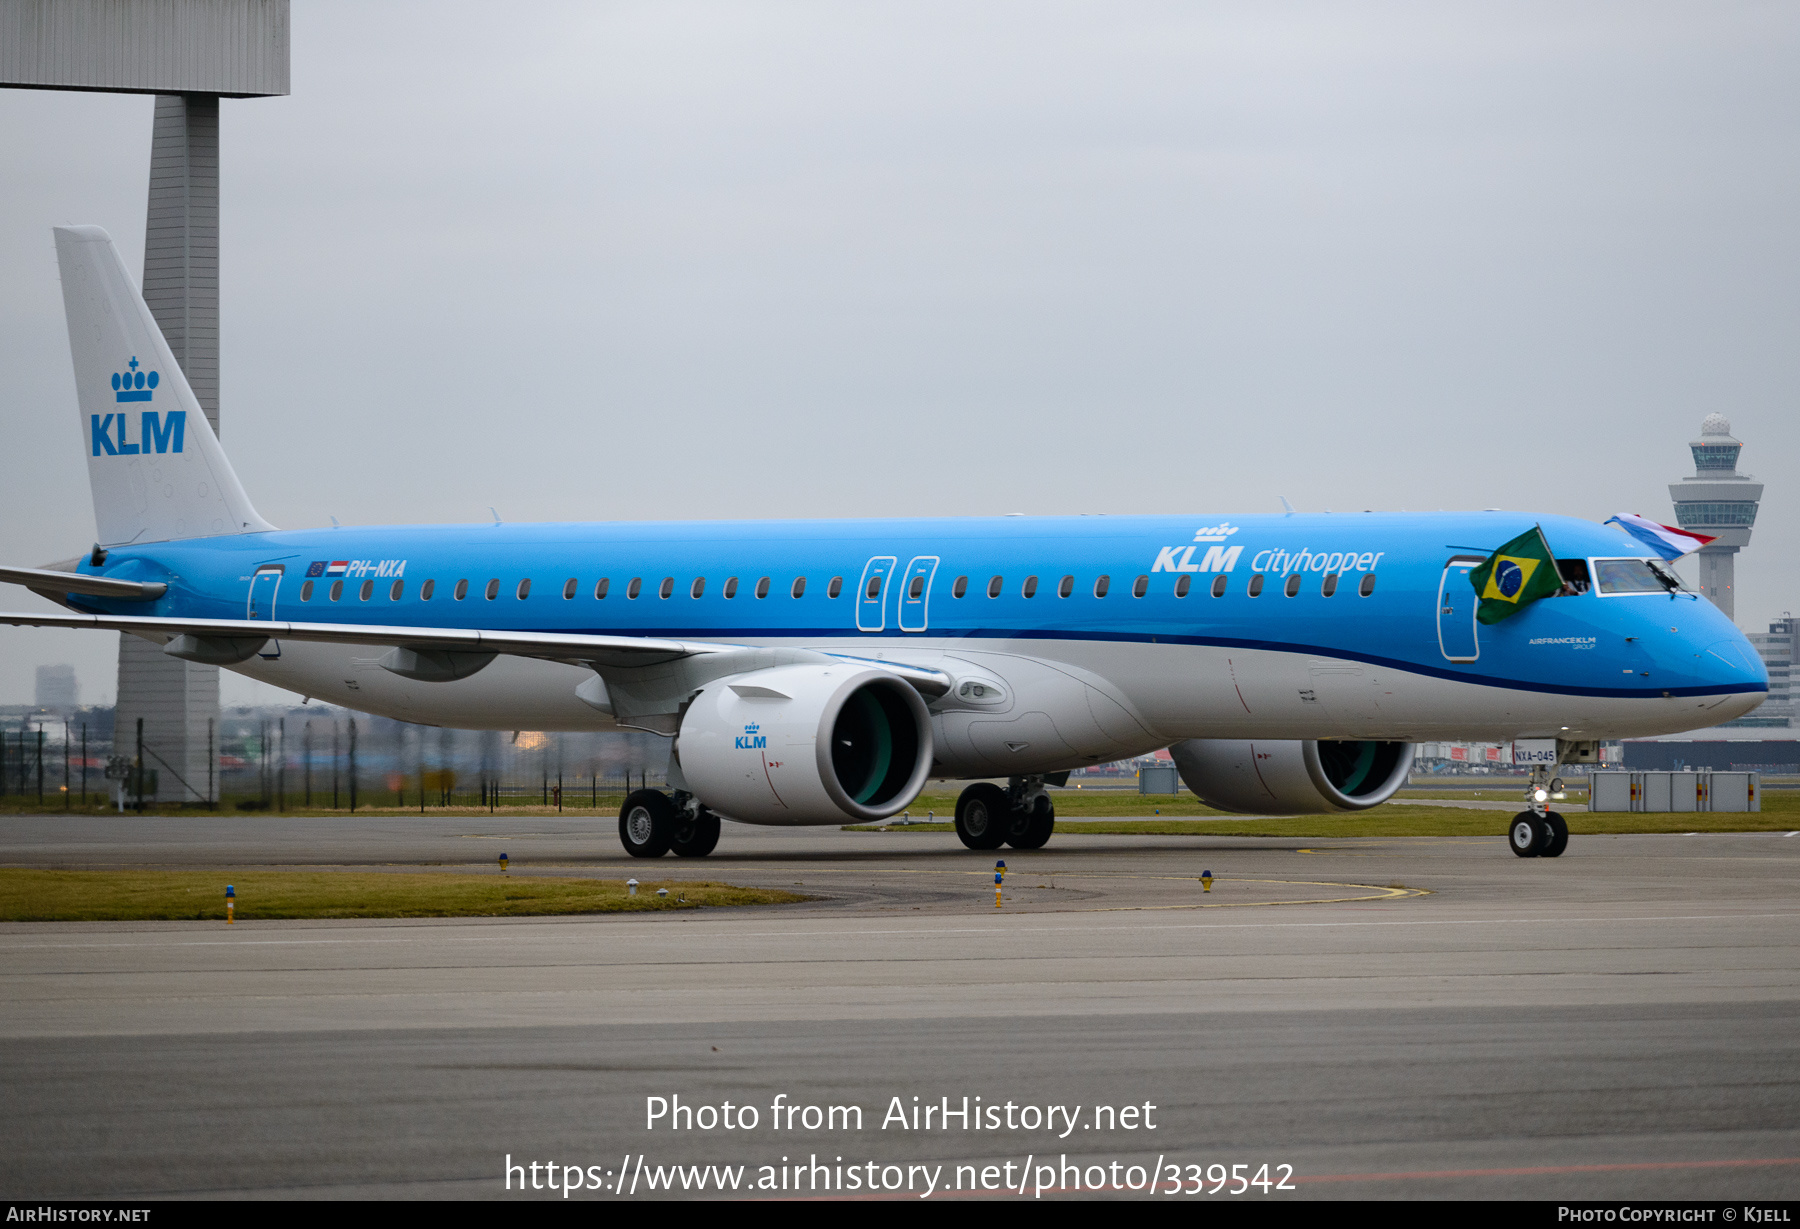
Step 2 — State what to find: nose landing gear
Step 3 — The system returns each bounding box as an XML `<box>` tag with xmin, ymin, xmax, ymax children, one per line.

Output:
<box><xmin>1509</xmin><ymin>810</ymin><xmax>1568</xmax><ymax>857</ymax></box>
<box><xmin>1510</xmin><ymin>763</ymin><xmax>1570</xmax><ymax>858</ymax></box>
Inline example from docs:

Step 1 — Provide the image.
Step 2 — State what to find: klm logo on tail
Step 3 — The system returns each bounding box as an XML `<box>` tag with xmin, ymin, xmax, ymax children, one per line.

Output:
<box><xmin>112</xmin><ymin>357</ymin><xmax>159</xmax><ymax>402</ymax></box>
<box><xmin>93</xmin><ymin>358</ymin><xmax>184</xmax><ymax>455</ymax></box>
<box><xmin>92</xmin><ymin>411</ymin><xmax>185</xmax><ymax>456</ymax></box>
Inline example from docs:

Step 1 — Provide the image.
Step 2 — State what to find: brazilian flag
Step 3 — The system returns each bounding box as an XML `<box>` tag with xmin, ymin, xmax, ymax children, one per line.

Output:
<box><xmin>1470</xmin><ymin>526</ymin><xmax>1564</xmax><ymax>624</ymax></box>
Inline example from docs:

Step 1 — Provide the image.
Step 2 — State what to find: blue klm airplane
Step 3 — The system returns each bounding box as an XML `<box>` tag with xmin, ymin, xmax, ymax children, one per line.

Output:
<box><xmin>0</xmin><ymin>228</ymin><xmax>1768</xmax><ymax>859</ymax></box>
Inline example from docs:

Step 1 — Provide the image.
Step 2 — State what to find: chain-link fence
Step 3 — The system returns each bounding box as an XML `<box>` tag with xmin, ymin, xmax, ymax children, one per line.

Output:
<box><xmin>0</xmin><ymin>706</ymin><xmax>671</xmax><ymax>813</ymax></box>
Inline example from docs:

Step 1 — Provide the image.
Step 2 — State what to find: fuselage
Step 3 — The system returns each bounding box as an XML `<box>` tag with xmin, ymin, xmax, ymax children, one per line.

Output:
<box><xmin>68</xmin><ymin>510</ymin><xmax>1767</xmax><ymax>766</ymax></box>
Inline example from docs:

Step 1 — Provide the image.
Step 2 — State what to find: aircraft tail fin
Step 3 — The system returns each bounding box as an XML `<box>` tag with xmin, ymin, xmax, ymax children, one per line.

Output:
<box><xmin>53</xmin><ymin>225</ymin><xmax>272</xmax><ymax>547</ymax></box>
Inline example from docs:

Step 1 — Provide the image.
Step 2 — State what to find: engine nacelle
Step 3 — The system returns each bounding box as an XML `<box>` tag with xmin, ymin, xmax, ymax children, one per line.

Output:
<box><xmin>678</xmin><ymin>663</ymin><xmax>933</xmax><ymax>825</ymax></box>
<box><xmin>1169</xmin><ymin>738</ymin><xmax>1415</xmax><ymax>814</ymax></box>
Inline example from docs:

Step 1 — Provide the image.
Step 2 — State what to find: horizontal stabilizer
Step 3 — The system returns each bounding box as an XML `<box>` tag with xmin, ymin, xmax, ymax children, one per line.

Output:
<box><xmin>0</xmin><ymin>564</ymin><xmax>166</xmax><ymax>601</ymax></box>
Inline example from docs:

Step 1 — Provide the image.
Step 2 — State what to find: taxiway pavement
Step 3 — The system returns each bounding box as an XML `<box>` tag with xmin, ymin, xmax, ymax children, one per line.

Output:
<box><xmin>1</xmin><ymin>815</ymin><xmax>1796</xmax><ymax>1200</ymax></box>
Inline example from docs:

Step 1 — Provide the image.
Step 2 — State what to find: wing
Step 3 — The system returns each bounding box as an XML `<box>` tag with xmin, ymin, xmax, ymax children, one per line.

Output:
<box><xmin>0</xmin><ymin>608</ymin><xmax>952</xmax><ymax>695</ymax></box>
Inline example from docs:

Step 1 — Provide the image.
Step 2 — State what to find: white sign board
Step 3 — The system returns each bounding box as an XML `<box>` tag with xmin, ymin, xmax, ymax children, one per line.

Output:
<box><xmin>1512</xmin><ymin>739</ymin><xmax>1557</xmax><ymax>765</ymax></box>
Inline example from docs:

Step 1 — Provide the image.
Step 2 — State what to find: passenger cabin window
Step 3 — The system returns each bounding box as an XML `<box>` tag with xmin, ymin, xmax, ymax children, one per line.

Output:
<box><xmin>792</xmin><ymin>577</ymin><xmax>806</xmax><ymax>598</ymax></box>
<box><xmin>300</xmin><ymin>580</ymin><xmax>314</xmax><ymax>601</ymax></box>
<box><xmin>1058</xmin><ymin>575</ymin><xmax>1073</xmax><ymax>598</ymax></box>
<box><xmin>1022</xmin><ymin>576</ymin><xmax>1038</xmax><ymax>598</ymax></box>
<box><xmin>1247</xmin><ymin>574</ymin><xmax>1265</xmax><ymax>597</ymax></box>
<box><xmin>911</xmin><ymin>575</ymin><xmax>926</xmax><ymax>599</ymax></box>
<box><xmin>1093</xmin><ymin>575</ymin><xmax>1110</xmax><ymax>598</ymax></box>
<box><xmin>485</xmin><ymin>579</ymin><xmax>499</xmax><ymax>600</ymax></box>
<box><xmin>691</xmin><ymin>577</ymin><xmax>705</xmax><ymax>598</ymax></box>
<box><xmin>1174</xmin><ymin>575</ymin><xmax>1190</xmax><ymax>598</ymax></box>
<box><xmin>594</xmin><ymin>578</ymin><xmax>609</xmax><ymax>599</ymax></box>
<box><xmin>755</xmin><ymin>577</ymin><xmax>770</xmax><ymax>599</ymax></box>
<box><xmin>330</xmin><ymin>580</ymin><xmax>343</xmax><ymax>601</ymax></box>
<box><xmin>866</xmin><ymin>575</ymin><xmax>882</xmax><ymax>599</ymax></box>
<box><xmin>953</xmin><ymin>575</ymin><xmax>969</xmax><ymax>598</ymax></box>
<box><xmin>627</xmin><ymin>578</ymin><xmax>642</xmax><ymax>599</ymax></box>
<box><xmin>1132</xmin><ymin>575</ymin><xmax>1148</xmax><ymax>598</ymax></box>
<box><xmin>390</xmin><ymin>580</ymin><xmax>404</xmax><ymax>601</ymax></box>
<box><xmin>828</xmin><ymin>577</ymin><xmax>843</xmax><ymax>598</ymax></box>
<box><xmin>453</xmin><ymin>579</ymin><xmax>468</xmax><ymax>600</ymax></box>
<box><xmin>562</xmin><ymin>578</ymin><xmax>577</xmax><ymax>599</ymax></box>
<box><xmin>517</xmin><ymin>579</ymin><xmax>531</xmax><ymax>600</ymax></box>
<box><xmin>1284</xmin><ymin>574</ymin><xmax>1302</xmax><ymax>597</ymax></box>
<box><xmin>360</xmin><ymin>580</ymin><xmax>374</xmax><ymax>601</ymax></box>
<box><xmin>420</xmin><ymin>580</ymin><xmax>435</xmax><ymax>600</ymax></box>
<box><xmin>659</xmin><ymin>577</ymin><xmax>674</xmax><ymax>599</ymax></box>
<box><xmin>1210</xmin><ymin>575</ymin><xmax>1228</xmax><ymax>598</ymax></box>
<box><xmin>724</xmin><ymin>577</ymin><xmax>738</xmax><ymax>599</ymax></box>
<box><xmin>1321</xmin><ymin>573</ymin><xmax>1339</xmax><ymax>597</ymax></box>
<box><xmin>987</xmin><ymin>576</ymin><xmax>1003</xmax><ymax>598</ymax></box>
<box><xmin>1358</xmin><ymin>573</ymin><xmax>1376</xmax><ymax>597</ymax></box>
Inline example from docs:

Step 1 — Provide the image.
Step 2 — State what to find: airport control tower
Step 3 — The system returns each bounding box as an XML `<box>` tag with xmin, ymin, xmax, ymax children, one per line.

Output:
<box><xmin>1669</xmin><ymin>414</ymin><xmax>1762</xmax><ymax>622</ymax></box>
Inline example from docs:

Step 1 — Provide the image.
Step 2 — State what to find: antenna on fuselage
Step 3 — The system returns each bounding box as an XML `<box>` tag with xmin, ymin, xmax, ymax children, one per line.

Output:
<box><xmin>489</xmin><ymin>507</ymin><xmax>503</xmax><ymax>526</ymax></box>
<box><xmin>1278</xmin><ymin>495</ymin><xmax>1297</xmax><ymax>516</ymax></box>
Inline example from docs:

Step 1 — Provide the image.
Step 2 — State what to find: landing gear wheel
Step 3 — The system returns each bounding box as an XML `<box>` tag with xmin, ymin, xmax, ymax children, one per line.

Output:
<box><xmin>1509</xmin><ymin>811</ymin><xmax>1546</xmax><ymax>858</ymax></box>
<box><xmin>955</xmin><ymin>783</ymin><xmax>1010</xmax><ymax>851</ymax></box>
<box><xmin>1005</xmin><ymin>795</ymin><xmax>1055</xmax><ymax>850</ymax></box>
<box><xmin>619</xmin><ymin>789</ymin><xmax>675</xmax><ymax>858</ymax></box>
<box><xmin>670</xmin><ymin>808</ymin><xmax>721</xmax><ymax>858</ymax></box>
<box><xmin>1540</xmin><ymin>811</ymin><xmax>1569</xmax><ymax>858</ymax></box>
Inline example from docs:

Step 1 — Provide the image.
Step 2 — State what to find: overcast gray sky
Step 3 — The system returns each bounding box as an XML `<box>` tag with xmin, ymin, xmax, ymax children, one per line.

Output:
<box><xmin>2</xmin><ymin>0</ymin><xmax>1796</xmax><ymax>707</ymax></box>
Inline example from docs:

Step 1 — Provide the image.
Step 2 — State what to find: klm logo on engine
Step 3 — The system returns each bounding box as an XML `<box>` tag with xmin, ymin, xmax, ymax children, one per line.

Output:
<box><xmin>736</xmin><ymin>722</ymin><xmax>767</xmax><ymax>751</ymax></box>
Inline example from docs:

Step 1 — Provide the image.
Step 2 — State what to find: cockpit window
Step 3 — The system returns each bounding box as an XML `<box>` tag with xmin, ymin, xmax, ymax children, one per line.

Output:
<box><xmin>1556</xmin><ymin>558</ymin><xmax>1591</xmax><ymax>594</ymax></box>
<box><xmin>1594</xmin><ymin>557</ymin><xmax>1685</xmax><ymax>595</ymax></box>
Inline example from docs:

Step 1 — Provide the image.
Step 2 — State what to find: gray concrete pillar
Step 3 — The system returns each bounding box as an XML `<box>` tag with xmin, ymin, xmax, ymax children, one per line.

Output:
<box><xmin>1696</xmin><ymin>548</ymin><xmax>1738</xmax><ymax>622</ymax></box>
<box><xmin>114</xmin><ymin>93</ymin><xmax>222</xmax><ymax>803</ymax></box>
<box><xmin>143</xmin><ymin>93</ymin><xmax>220</xmax><ymax>435</ymax></box>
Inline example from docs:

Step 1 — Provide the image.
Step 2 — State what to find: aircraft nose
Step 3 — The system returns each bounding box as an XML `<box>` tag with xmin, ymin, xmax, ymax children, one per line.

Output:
<box><xmin>1695</xmin><ymin>638</ymin><xmax>1769</xmax><ymax>723</ymax></box>
<box><xmin>1701</xmin><ymin>639</ymin><xmax>1763</xmax><ymax>680</ymax></box>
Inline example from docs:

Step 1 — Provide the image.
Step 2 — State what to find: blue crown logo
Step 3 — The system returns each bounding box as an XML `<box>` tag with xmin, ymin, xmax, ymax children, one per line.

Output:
<box><xmin>744</xmin><ymin>723</ymin><xmax>760</xmax><ymax>735</ymax></box>
<box><xmin>112</xmin><ymin>357</ymin><xmax>159</xmax><ymax>403</ymax></box>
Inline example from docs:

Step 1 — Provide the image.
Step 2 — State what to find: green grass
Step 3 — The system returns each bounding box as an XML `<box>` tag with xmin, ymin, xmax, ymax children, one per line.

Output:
<box><xmin>0</xmin><ymin>870</ymin><xmax>810</xmax><ymax>922</ymax></box>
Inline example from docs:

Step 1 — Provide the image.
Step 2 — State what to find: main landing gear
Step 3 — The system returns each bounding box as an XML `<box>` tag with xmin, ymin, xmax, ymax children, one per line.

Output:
<box><xmin>619</xmin><ymin>789</ymin><xmax>720</xmax><ymax>858</ymax></box>
<box><xmin>954</xmin><ymin>778</ymin><xmax>1055</xmax><ymax>851</ymax></box>
<box><xmin>1509</xmin><ymin>766</ymin><xmax>1569</xmax><ymax>858</ymax></box>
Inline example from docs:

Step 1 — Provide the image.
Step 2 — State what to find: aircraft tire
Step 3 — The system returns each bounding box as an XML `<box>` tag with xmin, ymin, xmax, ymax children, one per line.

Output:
<box><xmin>671</xmin><ymin>809</ymin><xmax>722</xmax><ymax>858</ymax></box>
<box><xmin>955</xmin><ymin>783</ymin><xmax>1010</xmax><ymax>851</ymax></box>
<box><xmin>1540</xmin><ymin>812</ymin><xmax>1569</xmax><ymax>858</ymax></box>
<box><xmin>1508</xmin><ymin>812</ymin><xmax>1545</xmax><ymax>858</ymax></box>
<box><xmin>1005</xmin><ymin>796</ymin><xmax>1055</xmax><ymax>850</ymax></box>
<box><xmin>620</xmin><ymin>789</ymin><xmax>675</xmax><ymax>858</ymax></box>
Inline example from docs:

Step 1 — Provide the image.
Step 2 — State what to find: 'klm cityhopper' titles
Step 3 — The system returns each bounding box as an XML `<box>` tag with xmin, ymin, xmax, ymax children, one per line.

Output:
<box><xmin>1249</xmin><ymin>547</ymin><xmax>1386</xmax><ymax>577</ymax></box>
